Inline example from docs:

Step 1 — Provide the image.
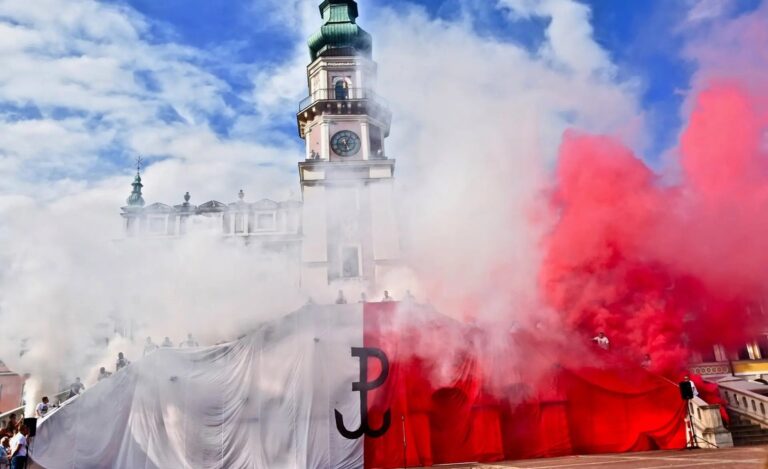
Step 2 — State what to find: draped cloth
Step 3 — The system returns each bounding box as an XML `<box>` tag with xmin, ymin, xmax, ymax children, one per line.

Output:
<box><xmin>363</xmin><ymin>302</ymin><xmax>686</xmax><ymax>467</ymax></box>
<box><xmin>31</xmin><ymin>302</ymin><xmax>686</xmax><ymax>469</ymax></box>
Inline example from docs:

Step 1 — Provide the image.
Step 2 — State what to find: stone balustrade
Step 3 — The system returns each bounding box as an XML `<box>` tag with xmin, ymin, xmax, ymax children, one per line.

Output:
<box><xmin>688</xmin><ymin>396</ymin><xmax>733</xmax><ymax>448</ymax></box>
<box><xmin>720</xmin><ymin>378</ymin><xmax>768</xmax><ymax>426</ymax></box>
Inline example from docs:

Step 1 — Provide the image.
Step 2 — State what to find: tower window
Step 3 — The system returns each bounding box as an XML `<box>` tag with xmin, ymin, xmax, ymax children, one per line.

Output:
<box><xmin>234</xmin><ymin>213</ymin><xmax>245</xmax><ymax>234</ymax></box>
<box><xmin>341</xmin><ymin>246</ymin><xmax>361</xmax><ymax>278</ymax></box>
<box><xmin>256</xmin><ymin>212</ymin><xmax>276</xmax><ymax>231</ymax></box>
<box><xmin>370</xmin><ymin>126</ymin><xmax>383</xmax><ymax>157</ymax></box>
<box><xmin>334</xmin><ymin>79</ymin><xmax>350</xmax><ymax>100</ymax></box>
<box><xmin>148</xmin><ymin>216</ymin><xmax>166</xmax><ymax>234</ymax></box>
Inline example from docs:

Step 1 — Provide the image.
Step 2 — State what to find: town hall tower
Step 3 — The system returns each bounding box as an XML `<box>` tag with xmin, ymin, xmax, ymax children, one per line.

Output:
<box><xmin>297</xmin><ymin>0</ymin><xmax>401</xmax><ymax>296</ymax></box>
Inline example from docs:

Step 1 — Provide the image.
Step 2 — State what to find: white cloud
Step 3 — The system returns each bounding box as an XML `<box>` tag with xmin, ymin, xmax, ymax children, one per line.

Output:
<box><xmin>498</xmin><ymin>0</ymin><xmax>615</xmax><ymax>78</ymax></box>
<box><xmin>0</xmin><ymin>0</ymin><xmax>297</xmax><ymax>201</ymax></box>
<box><xmin>684</xmin><ymin>0</ymin><xmax>733</xmax><ymax>24</ymax></box>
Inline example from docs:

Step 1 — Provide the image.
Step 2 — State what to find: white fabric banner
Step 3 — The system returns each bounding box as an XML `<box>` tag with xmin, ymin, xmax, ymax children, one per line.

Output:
<box><xmin>32</xmin><ymin>304</ymin><xmax>365</xmax><ymax>469</ymax></box>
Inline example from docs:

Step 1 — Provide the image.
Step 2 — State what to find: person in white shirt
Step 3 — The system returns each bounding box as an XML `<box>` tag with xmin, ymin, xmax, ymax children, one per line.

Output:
<box><xmin>9</xmin><ymin>425</ymin><xmax>28</xmax><ymax>469</ymax></box>
<box><xmin>592</xmin><ymin>332</ymin><xmax>610</xmax><ymax>351</ymax></box>
<box><xmin>381</xmin><ymin>290</ymin><xmax>394</xmax><ymax>302</ymax></box>
<box><xmin>143</xmin><ymin>337</ymin><xmax>159</xmax><ymax>356</ymax></box>
<box><xmin>683</xmin><ymin>375</ymin><xmax>699</xmax><ymax>397</ymax></box>
<box><xmin>641</xmin><ymin>354</ymin><xmax>652</xmax><ymax>369</ymax></box>
<box><xmin>161</xmin><ymin>337</ymin><xmax>174</xmax><ymax>348</ymax></box>
<box><xmin>35</xmin><ymin>396</ymin><xmax>49</xmax><ymax>418</ymax></box>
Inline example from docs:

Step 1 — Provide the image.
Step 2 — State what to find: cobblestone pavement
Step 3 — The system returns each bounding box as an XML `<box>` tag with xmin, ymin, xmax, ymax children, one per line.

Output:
<box><xmin>414</xmin><ymin>446</ymin><xmax>768</xmax><ymax>469</ymax></box>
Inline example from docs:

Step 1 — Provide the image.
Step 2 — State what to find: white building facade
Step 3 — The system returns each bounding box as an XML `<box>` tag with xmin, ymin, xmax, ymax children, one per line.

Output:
<box><xmin>121</xmin><ymin>0</ymin><xmax>401</xmax><ymax>301</ymax></box>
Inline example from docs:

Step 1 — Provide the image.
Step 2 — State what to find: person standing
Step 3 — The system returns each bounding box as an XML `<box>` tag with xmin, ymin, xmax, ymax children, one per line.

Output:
<box><xmin>9</xmin><ymin>425</ymin><xmax>28</xmax><ymax>469</ymax></box>
<box><xmin>592</xmin><ymin>331</ymin><xmax>610</xmax><ymax>351</ymax></box>
<box><xmin>641</xmin><ymin>354</ymin><xmax>652</xmax><ymax>369</ymax></box>
<box><xmin>683</xmin><ymin>375</ymin><xmax>699</xmax><ymax>398</ymax></box>
<box><xmin>161</xmin><ymin>337</ymin><xmax>174</xmax><ymax>348</ymax></box>
<box><xmin>2</xmin><ymin>415</ymin><xmax>17</xmax><ymax>438</ymax></box>
<box><xmin>0</xmin><ymin>436</ymin><xmax>10</xmax><ymax>468</ymax></box>
<box><xmin>35</xmin><ymin>396</ymin><xmax>49</xmax><ymax>418</ymax></box>
<box><xmin>180</xmin><ymin>334</ymin><xmax>199</xmax><ymax>348</ymax></box>
<box><xmin>143</xmin><ymin>337</ymin><xmax>159</xmax><ymax>356</ymax></box>
<box><xmin>335</xmin><ymin>290</ymin><xmax>347</xmax><ymax>304</ymax></box>
<box><xmin>68</xmin><ymin>377</ymin><xmax>85</xmax><ymax>398</ymax></box>
<box><xmin>116</xmin><ymin>352</ymin><xmax>130</xmax><ymax>371</ymax></box>
<box><xmin>381</xmin><ymin>291</ymin><xmax>394</xmax><ymax>302</ymax></box>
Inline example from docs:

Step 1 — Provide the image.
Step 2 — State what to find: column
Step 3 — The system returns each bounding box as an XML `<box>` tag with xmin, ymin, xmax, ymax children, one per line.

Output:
<box><xmin>360</xmin><ymin>121</ymin><xmax>370</xmax><ymax>160</ymax></box>
<box><xmin>321</xmin><ymin>122</ymin><xmax>330</xmax><ymax>160</ymax></box>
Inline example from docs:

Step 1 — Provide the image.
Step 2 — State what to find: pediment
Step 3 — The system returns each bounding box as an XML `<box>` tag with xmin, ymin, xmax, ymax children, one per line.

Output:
<box><xmin>253</xmin><ymin>199</ymin><xmax>279</xmax><ymax>210</ymax></box>
<box><xmin>144</xmin><ymin>203</ymin><xmax>172</xmax><ymax>213</ymax></box>
<box><xmin>198</xmin><ymin>200</ymin><xmax>228</xmax><ymax>211</ymax></box>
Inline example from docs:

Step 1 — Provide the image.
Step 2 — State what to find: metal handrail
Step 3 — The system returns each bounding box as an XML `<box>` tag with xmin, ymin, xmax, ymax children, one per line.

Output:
<box><xmin>298</xmin><ymin>87</ymin><xmax>388</xmax><ymax>111</ymax></box>
<box><xmin>0</xmin><ymin>389</ymin><xmax>71</xmax><ymax>421</ymax></box>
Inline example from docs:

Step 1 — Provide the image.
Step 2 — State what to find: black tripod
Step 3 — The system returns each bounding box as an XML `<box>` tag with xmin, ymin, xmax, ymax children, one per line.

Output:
<box><xmin>678</xmin><ymin>379</ymin><xmax>700</xmax><ymax>450</ymax></box>
<box><xmin>684</xmin><ymin>400</ymin><xmax>701</xmax><ymax>450</ymax></box>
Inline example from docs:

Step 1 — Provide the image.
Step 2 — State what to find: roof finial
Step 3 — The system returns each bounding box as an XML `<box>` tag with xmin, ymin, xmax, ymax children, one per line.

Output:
<box><xmin>184</xmin><ymin>192</ymin><xmax>191</xmax><ymax>204</ymax></box>
<box><xmin>238</xmin><ymin>189</ymin><xmax>245</xmax><ymax>201</ymax></box>
<box><xmin>126</xmin><ymin>156</ymin><xmax>145</xmax><ymax>207</ymax></box>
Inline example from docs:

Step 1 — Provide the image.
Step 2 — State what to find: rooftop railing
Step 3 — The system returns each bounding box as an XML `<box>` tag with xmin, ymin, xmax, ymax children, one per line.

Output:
<box><xmin>298</xmin><ymin>87</ymin><xmax>388</xmax><ymax>112</ymax></box>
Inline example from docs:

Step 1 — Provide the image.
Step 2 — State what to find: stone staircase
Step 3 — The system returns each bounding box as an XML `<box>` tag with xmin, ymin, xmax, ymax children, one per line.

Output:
<box><xmin>727</xmin><ymin>410</ymin><xmax>768</xmax><ymax>446</ymax></box>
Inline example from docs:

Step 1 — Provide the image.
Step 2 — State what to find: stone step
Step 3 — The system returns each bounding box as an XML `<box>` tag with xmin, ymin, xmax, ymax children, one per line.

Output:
<box><xmin>730</xmin><ymin>424</ymin><xmax>766</xmax><ymax>431</ymax></box>
<box><xmin>731</xmin><ymin>431</ymin><xmax>768</xmax><ymax>440</ymax></box>
<box><xmin>728</xmin><ymin>425</ymin><xmax>761</xmax><ymax>432</ymax></box>
<box><xmin>733</xmin><ymin>437</ymin><xmax>768</xmax><ymax>446</ymax></box>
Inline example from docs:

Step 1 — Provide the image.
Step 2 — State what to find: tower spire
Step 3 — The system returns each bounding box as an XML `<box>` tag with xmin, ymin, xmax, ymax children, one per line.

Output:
<box><xmin>126</xmin><ymin>156</ymin><xmax>145</xmax><ymax>207</ymax></box>
<box><xmin>308</xmin><ymin>0</ymin><xmax>372</xmax><ymax>60</ymax></box>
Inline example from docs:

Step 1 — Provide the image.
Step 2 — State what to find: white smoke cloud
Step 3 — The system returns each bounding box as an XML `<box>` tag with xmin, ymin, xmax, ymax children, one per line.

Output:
<box><xmin>369</xmin><ymin>2</ymin><xmax>644</xmax><ymax>325</ymax></box>
<box><xmin>0</xmin><ymin>0</ymin><xmax>646</xmax><ymax>409</ymax></box>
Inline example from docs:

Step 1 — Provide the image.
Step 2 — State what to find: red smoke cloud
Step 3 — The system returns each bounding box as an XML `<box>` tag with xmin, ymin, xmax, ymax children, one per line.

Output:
<box><xmin>542</xmin><ymin>83</ymin><xmax>768</xmax><ymax>375</ymax></box>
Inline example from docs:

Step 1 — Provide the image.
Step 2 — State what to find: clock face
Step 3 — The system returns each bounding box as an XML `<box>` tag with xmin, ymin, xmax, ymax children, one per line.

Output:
<box><xmin>331</xmin><ymin>130</ymin><xmax>361</xmax><ymax>157</ymax></box>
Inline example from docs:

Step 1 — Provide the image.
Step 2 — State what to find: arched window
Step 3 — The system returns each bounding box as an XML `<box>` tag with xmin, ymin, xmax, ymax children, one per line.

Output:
<box><xmin>335</xmin><ymin>79</ymin><xmax>349</xmax><ymax>100</ymax></box>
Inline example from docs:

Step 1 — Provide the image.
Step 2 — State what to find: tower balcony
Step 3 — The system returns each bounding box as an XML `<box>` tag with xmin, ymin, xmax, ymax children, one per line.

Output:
<box><xmin>297</xmin><ymin>87</ymin><xmax>391</xmax><ymax>137</ymax></box>
<box><xmin>298</xmin><ymin>87</ymin><xmax>388</xmax><ymax>112</ymax></box>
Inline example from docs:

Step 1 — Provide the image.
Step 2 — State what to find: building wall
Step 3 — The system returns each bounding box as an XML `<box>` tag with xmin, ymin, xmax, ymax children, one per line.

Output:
<box><xmin>0</xmin><ymin>363</ymin><xmax>24</xmax><ymax>414</ymax></box>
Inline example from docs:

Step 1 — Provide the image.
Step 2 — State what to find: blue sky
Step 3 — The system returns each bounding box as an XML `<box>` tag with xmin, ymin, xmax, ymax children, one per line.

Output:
<box><xmin>0</xmin><ymin>0</ymin><xmax>763</xmax><ymax>202</ymax></box>
<box><xmin>111</xmin><ymin>0</ymin><xmax>761</xmax><ymax>164</ymax></box>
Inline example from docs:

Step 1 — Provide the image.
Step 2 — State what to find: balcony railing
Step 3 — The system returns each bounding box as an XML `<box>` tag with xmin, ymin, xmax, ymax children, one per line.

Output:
<box><xmin>298</xmin><ymin>87</ymin><xmax>388</xmax><ymax>112</ymax></box>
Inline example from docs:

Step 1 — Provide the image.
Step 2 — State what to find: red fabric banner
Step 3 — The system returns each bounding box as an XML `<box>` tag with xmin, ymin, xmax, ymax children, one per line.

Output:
<box><xmin>363</xmin><ymin>302</ymin><xmax>687</xmax><ymax>468</ymax></box>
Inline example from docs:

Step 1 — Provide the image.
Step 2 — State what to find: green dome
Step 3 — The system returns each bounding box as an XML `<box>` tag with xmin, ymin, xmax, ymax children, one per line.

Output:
<box><xmin>308</xmin><ymin>0</ymin><xmax>372</xmax><ymax>61</ymax></box>
<box><xmin>126</xmin><ymin>172</ymin><xmax>145</xmax><ymax>207</ymax></box>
